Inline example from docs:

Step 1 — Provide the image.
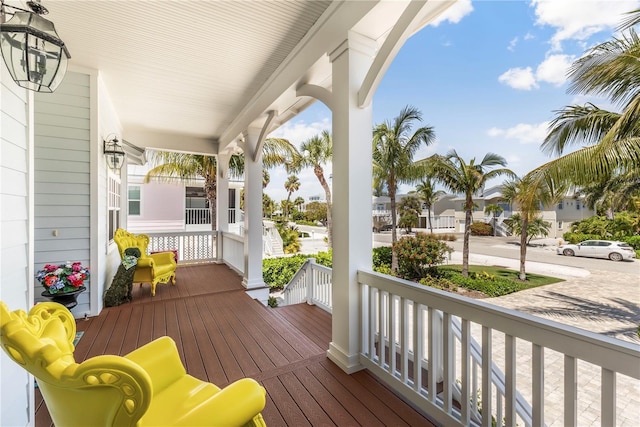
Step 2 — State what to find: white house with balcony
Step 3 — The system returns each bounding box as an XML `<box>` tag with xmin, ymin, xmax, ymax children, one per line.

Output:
<box><xmin>0</xmin><ymin>2</ymin><xmax>637</xmax><ymax>427</ymax></box>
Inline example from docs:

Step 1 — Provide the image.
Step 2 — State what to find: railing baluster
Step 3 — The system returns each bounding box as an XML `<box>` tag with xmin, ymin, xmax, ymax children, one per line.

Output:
<box><xmin>389</xmin><ymin>294</ymin><xmax>397</xmax><ymax>377</ymax></box>
<box><xmin>601</xmin><ymin>368</ymin><xmax>616</xmax><ymax>426</ymax></box>
<box><xmin>379</xmin><ymin>291</ymin><xmax>387</xmax><ymax>369</ymax></box>
<box><xmin>370</xmin><ymin>289</ymin><xmax>377</xmax><ymax>362</ymax></box>
<box><xmin>414</xmin><ymin>303</ymin><xmax>423</xmax><ymax>394</ymax></box>
<box><xmin>564</xmin><ymin>355</ymin><xmax>577</xmax><ymax>427</ymax></box>
<box><xmin>482</xmin><ymin>326</ymin><xmax>492</xmax><ymax>427</ymax></box>
<box><xmin>427</xmin><ymin>307</ymin><xmax>437</xmax><ymax>401</ymax></box>
<box><xmin>461</xmin><ymin>318</ymin><xmax>471</xmax><ymax>425</ymax></box>
<box><xmin>361</xmin><ymin>284</ymin><xmax>369</xmax><ymax>357</ymax></box>
<box><xmin>532</xmin><ymin>344</ymin><xmax>544</xmax><ymax>427</ymax></box>
<box><xmin>505</xmin><ymin>334</ymin><xmax>516</xmax><ymax>426</ymax></box>
<box><xmin>400</xmin><ymin>298</ymin><xmax>408</xmax><ymax>384</ymax></box>
<box><xmin>443</xmin><ymin>312</ymin><xmax>453</xmax><ymax>414</ymax></box>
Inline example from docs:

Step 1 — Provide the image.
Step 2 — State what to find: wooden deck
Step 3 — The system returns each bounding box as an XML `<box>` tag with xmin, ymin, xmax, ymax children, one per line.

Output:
<box><xmin>36</xmin><ymin>263</ymin><xmax>437</xmax><ymax>426</ymax></box>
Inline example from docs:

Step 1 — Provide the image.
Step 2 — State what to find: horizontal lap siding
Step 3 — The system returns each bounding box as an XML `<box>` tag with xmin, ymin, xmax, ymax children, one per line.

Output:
<box><xmin>1</xmin><ymin>67</ymin><xmax>31</xmax><ymax>427</ymax></box>
<box><xmin>34</xmin><ymin>72</ymin><xmax>91</xmax><ymax>315</ymax></box>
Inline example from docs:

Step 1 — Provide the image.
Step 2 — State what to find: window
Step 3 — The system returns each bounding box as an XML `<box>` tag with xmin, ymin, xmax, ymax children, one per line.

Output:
<box><xmin>557</xmin><ymin>200</ymin><xmax>564</xmax><ymax>210</ymax></box>
<box><xmin>108</xmin><ymin>174</ymin><xmax>121</xmax><ymax>241</ymax></box>
<box><xmin>576</xmin><ymin>201</ymin><xmax>581</xmax><ymax>210</ymax></box>
<box><xmin>558</xmin><ymin>221</ymin><xmax>563</xmax><ymax>230</ymax></box>
<box><xmin>128</xmin><ymin>185</ymin><xmax>141</xmax><ymax>216</ymax></box>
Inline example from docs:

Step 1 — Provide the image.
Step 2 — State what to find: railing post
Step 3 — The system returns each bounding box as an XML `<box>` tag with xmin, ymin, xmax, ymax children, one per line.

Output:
<box><xmin>306</xmin><ymin>258</ymin><xmax>316</xmax><ymax>305</ymax></box>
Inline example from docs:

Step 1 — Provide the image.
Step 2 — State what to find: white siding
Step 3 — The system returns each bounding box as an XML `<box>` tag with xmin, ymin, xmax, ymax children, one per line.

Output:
<box><xmin>1</xmin><ymin>66</ymin><xmax>33</xmax><ymax>427</ymax></box>
<box><xmin>33</xmin><ymin>72</ymin><xmax>92</xmax><ymax>316</ymax></box>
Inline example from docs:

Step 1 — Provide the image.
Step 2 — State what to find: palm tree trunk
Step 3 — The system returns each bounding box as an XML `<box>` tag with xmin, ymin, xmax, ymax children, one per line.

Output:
<box><xmin>428</xmin><ymin>206</ymin><xmax>433</xmax><ymax>233</ymax></box>
<box><xmin>204</xmin><ymin>174</ymin><xmax>217</xmax><ymax>230</ymax></box>
<box><xmin>462</xmin><ymin>205</ymin><xmax>472</xmax><ymax>277</ymax></box>
<box><xmin>390</xmin><ymin>185</ymin><xmax>398</xmax><ymax>271</ymax></box>
<box><xmin>519</xmin><ymin>217</ymin><xmax>528</xmax><ymax>281</ymax></box>
<box><xmin>316</xmin><ymin>168</ymin><xmax>332</xmax><ymax>248</ymax></box>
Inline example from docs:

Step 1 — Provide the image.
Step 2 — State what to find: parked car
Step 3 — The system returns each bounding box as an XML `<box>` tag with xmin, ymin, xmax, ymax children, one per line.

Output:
<box><xmin>556</xmin><ymin>240</ymin><xmax>636</xmax><ymax>261</ymax></box>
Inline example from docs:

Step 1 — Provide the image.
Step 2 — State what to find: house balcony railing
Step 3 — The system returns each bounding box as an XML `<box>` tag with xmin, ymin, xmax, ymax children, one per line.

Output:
<box><xmin>184</xmin><ymin>208</ymin><xmax>241</xmax><ymax>226</ymax></box>
<box><xmin>282</xmin><ymin>264</ymin><xmax>640</xmax><ymax>426</ymax></box>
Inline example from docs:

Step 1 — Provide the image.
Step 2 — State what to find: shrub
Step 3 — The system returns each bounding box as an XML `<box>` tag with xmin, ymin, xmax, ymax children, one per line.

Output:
<box><xmin>441</xmin><ymin>270</ymin><xmax>526</xmax><ymax>297</ymax></box>
<box><xmin>268</xmin><ymin>296</ymin><xmax>279</xmax><ymax>308</ymax></box>
<box><xmin>562</xmin><ymin>232</ymin><xmax>604</xmax><ymax>244</ymax></box>
<box><xmin>372</xmin><ymin>246</ymin><xmax>392</xmax><ymax>270</ymax></box>
<box><xmin>419</xmin><ymin>275</ymin><xmax>458</xmax><ymax>292</ymax></box>
<box><xmin>621</xmin><ymin>235</ymin><xmax>640</xmax><ymax>250</ymax></box>
<box><xmin>393</xmin><ymin>233</ymin><xmax>452</xmax><ymax>280</ymax></box>
<box><xmin>470</xmin><ymin>222</ymin><xmax>493</xmax><ymax>236</ymax></box>
<box><xmin>262</xmin><ymin>251</ymin><xmax>333</xmax><ymax>290</ymax></box>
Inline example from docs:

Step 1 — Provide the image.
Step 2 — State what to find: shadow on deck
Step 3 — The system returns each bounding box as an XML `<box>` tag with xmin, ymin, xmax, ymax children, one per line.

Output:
<box><xmin>36</xmin><ymin>263</ymin><xmax>436</xmax><ymax>426</ymax></box>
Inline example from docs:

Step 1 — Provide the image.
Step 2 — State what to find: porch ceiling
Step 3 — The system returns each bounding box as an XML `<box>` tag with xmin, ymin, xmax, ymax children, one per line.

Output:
<box><xmin>43</xmin><ymin>1</ymin><xmax>453</xmax><ymax>154</ymax></box>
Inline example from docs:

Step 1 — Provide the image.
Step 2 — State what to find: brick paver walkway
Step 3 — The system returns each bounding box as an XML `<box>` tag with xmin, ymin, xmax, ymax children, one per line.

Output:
<box><xmin>485</xmin><ymin>269</ymin><xmax>640</xmax><ymax>426</ymax></box>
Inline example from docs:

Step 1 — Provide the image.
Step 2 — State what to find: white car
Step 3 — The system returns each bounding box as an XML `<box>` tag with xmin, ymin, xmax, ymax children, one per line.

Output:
<box><xmin>557</xmin><ymin>240</ymin><xmax>636</xmax><ymax>261</ymax></box>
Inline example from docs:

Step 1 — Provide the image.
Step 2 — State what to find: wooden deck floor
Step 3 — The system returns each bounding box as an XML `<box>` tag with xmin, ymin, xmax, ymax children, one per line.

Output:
<box><xmin>36</xmin><ymin>263</ymin><xmax>436</xmax><ymax>426</ymax></box>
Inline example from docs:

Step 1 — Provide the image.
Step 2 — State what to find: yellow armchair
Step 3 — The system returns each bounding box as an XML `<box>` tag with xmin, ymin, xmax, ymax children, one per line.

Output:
<box><xmin>114</xmin><ymin>228</ymin><xmax>177</xmax><ymax>296</ymax></box>
<box><xmin>0</xmin><ymin>301</ymin><xmax>267</xmax><ymax>427</ymax></box>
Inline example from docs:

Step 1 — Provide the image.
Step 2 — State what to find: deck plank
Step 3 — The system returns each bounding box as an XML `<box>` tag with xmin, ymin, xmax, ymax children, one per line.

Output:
<box><xmin>34</xmin><ymin>263</ymin><xmax>436</xmax><ymax>427</ymax></box>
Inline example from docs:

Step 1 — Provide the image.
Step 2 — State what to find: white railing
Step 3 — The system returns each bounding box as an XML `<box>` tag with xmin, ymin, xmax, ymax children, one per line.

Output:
<box><xmin>185</xmin><ymin>208</ymin><xmax>211</xmax><ymax>225</ymax></box>
<box><xmin>263</xmin><ymin>225</ymin><xmax>284</xmax><ymax>257</ymax></box>
<box><xmin>282</xmin><ymin>258</ymin><xmax>332</xmax><ymax>313</ymax></box>
<box><xmin>146</xmin><ymin>231</ymin><xmax>216</xmax><ymax>263</ymax></box>
<box><xmin>221</xmin><ymin>231</ymin><xmax>244</xmax><ymax>274</ymax></box>
<box><xmin>358</xmin><ymin>270</ymin><xmax>640</xmax><ymax>427</ymax></box>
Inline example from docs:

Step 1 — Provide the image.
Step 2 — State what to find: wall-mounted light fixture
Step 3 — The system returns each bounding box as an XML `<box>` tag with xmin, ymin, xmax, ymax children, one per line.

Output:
<box><xmin>0</xmin><ymin>0</ymin><xmax>70</xmax><ymax>92</ymax></box>
<box><xmin>103</xmin><ymin>136</ymin><xmax>125</xmax><ymax>173</ymax></box>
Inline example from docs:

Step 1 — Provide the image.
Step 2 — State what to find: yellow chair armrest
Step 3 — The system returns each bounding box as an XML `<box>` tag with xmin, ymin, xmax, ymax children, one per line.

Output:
<box><xmin>143</xmin><ymin>377</ymin><xmax>266</xmax><ymax>426</ymax></box>
<box><xmin>56</xmin><ymin>355</ymin><xmax>153</xmax><ymax>426</ymax></box>
<box><xmin>149</xmin><ymin>251</ymin><xmax>177</xmax><ymax>265</ymax></box>
<box><xmin>124</xmin><ymin>336</ymin><xmax>186</xmax><ymax>394</ymax></box>
<box><xmin>136</xmin><ymin>258</ymin><xmax>154</xmax><ymax>269</ymax></box>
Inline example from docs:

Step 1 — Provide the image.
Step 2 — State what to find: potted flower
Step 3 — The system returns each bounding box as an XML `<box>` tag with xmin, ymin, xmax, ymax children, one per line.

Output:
<box><xmin>36</xmin><ymin>262</ymin><xmax>90</xmax><ymax>302</ymax></box>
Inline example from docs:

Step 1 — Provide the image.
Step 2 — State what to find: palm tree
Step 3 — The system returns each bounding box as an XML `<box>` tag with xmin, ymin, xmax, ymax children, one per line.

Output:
<box><xmin>292</xmin><ymin>131</ymin><xmax>333</xmax><ymax>246</ymax></box>
<box><xmin>373</xmin><ymin>105</ymin><xmax>436</xmax><ymax>270</ymax></box>
<box><xmin>533</xmin><ymin>19</ymin><xmax>640</xmax><ymax>186</ymax></box>
<box><xmin>427</xmin><ymin>150</ymin><xmax>514</xmax><ymax>277</ymax></box>
<box><xmin>502</xmin><ymin>174</ymin><xmax>565</xmax><ymax>280</ymax></box>
<box><xmin>284</xmin><ymin>175</ymin><xmax>300</xmax><ymax>219</ymax></box>
<box><xmin>415</xmin><ymin>179</ymin><xmax>445</xmax><ymax>233</ymax></box>
<box><xmin>483</xmin><ymin>203</ymin><xmax>504</xmax><ymax>236</ymax></box>
<box><xmin>144</xmin><ymin>138</ymin><xmax>295</xmax><ymax>229</ymax></box>
<box><xmin>293</xmin><ymin>196</ymin><xmax>305</xmax><ymax>212</ymax></box>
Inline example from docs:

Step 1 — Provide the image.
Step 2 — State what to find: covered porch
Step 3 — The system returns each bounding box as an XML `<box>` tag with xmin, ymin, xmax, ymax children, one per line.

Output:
<box><xmin>35</xmin><ymin>263</ymin><xmax>436</xmax><ymax>427</ymax></box>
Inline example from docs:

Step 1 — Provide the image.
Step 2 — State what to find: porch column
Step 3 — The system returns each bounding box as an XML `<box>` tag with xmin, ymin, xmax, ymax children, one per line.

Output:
<box><xmin>242</xmin><ymin>129</ymin><xmax>269</xmax><ymax>304</ymax></box>
<box><xmin>327</xmin><ymin>32</ymin><xmax>375</xmax><ymax>373</ymax></box>
<box><xmin>216</xmin><ymin>153</ymin><xmax>230</xmax><ymax>262</ymax></box>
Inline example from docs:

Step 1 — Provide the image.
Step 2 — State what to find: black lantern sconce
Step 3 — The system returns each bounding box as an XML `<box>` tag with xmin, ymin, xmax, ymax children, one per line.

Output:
<box><xmin>103</xmin><ymin>136</ymin><xmax>125</xmax><ymax>173</ymax></box>
<box><xmin>0</xmin><ymin>0</ymin><xmax>70</xmax><ymax>92</ymax></box>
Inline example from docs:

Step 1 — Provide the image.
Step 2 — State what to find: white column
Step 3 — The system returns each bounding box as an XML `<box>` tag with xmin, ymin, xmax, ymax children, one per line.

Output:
<box><xmin>242</xmin><ymin>129</ymin><xmax>268</xmax><ymax>304</ymax></box>
<box><xmin>327</xmin><ymin>32</ymin><xmax>375</xmax><ymax>373</ymax></box>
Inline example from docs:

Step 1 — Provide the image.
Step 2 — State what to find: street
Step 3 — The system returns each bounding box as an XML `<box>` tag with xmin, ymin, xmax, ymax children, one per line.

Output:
<box><xmin>373</xmin><ymin>232</ymin><xmax>640</xmax><ymax>275</ymax></box>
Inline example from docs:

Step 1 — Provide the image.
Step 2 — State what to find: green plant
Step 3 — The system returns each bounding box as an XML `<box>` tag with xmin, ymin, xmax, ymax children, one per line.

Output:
<box><xmin>372</xmin><ymin>246</ymin><xmax>392</xmax><ymax>270</ymax></box>
<box><xmin>268</xmin><ymin>296</ymin><xmax>279</xmax><ymax>308</ymax></box>
<box><xmin>36</xmin><ymin>262</ymin><xmax>90</xmax><ymax>294</ymax></box>
<box><xmin>393</xmin><ymin>233</ymin><xmax>452</xmax><ymax>280</ymax></box>
<box><xmin>470</xmin><ymin>222</ymin><xmax>493</xmax><ymax>236</ymax></box>
<box><xmin>262</xmin><ymin>251</ymin><xmax>333</xmax><ymax>290</ymax></box>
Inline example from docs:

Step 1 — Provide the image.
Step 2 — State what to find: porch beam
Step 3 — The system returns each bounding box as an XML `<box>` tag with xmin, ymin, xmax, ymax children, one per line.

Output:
<box><xmin>327</xmin><ymin>31</ymin><xmax>375</xmax><ymax>374</ymax></box>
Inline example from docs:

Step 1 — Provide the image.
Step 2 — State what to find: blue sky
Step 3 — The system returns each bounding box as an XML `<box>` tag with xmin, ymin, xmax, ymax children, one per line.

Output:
<box><xmin>267</xmin><ymin>0</ymin><xmax>639</xmax><ymax>202</ymax></box>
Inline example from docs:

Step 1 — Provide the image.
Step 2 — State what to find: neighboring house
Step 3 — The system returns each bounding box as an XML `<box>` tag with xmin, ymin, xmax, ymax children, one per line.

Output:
<box><xmin>375</xmin><ymin>185</ymin><xmax>594</xmax><ymax>237</ymax></box>
<box><xmin>126</xmin><ymin>165</ymin><xmax>243</xmax><ymax>233</ymax></box>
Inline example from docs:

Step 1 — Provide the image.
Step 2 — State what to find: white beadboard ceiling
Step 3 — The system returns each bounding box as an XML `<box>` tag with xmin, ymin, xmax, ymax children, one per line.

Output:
<box><xmin>39</xmin><ymin>1</ymin><xmax>453</xmax><ymax>153</ymax></box>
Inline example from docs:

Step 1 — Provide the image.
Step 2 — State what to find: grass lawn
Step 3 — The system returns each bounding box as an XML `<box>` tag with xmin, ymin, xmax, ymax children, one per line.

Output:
<box><xmin>441</xmin><ymin>265</ymin><xmax>563</xmax><ymax>287</ymax></box>
<box><xmin>430</xmin><ymin>264</ymin><xmax>564</xmax><ymax>297</ymax></box>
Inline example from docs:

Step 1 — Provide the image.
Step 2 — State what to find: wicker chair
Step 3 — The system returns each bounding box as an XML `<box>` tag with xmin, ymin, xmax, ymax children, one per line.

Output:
<box><xmin>113</xmin><ymin>228</ymin><xmax>177</xmax><ymax>296</ymax></box>
<box><xmin>0</xmin><ymin>301</ymin><xmax>267</xmax><ymax>426</ymax></box>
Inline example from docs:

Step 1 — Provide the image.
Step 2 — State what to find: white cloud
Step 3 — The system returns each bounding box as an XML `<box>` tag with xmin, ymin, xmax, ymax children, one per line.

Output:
<box><xmin>531</xmin><ymin>0</ymin><xmax>640</xmax><ymax>50</ymax></box>
<box><xmin>524</xmin><ymin>32</ymin><xmax>535</xmax><ymax>41</ymax></box>
<box><xmin>430</xmin><ymin>0</ymin><xmax>473</xmax><ymax>26</ymax></box>
<box><xmin>507</xmin><ymin>37</ymin><xmax>519</xmax><ymax>52</ymax></box>
<box><xmin>487</xmin><ymin>122</ymin><xmax>549</xmax><ymax>145</ymax></box>
<box><xmin>269</xmin><ymin>118</ymin><xmax>331</xmax><ymax>148</ymax></box>
<box><xmin>265</xmin><ymin>118</ymin><xmax>333</xmax><ymax>201</ymax></box>
<box><xmin>498</xmin><ymin>67</ymin><xmax>538</xmax><ymax>90</ymax></box>
<box><xmin>536</xmin><ymin>54</ymin><xmax>574</xmax><ymax>86</ymax></box>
